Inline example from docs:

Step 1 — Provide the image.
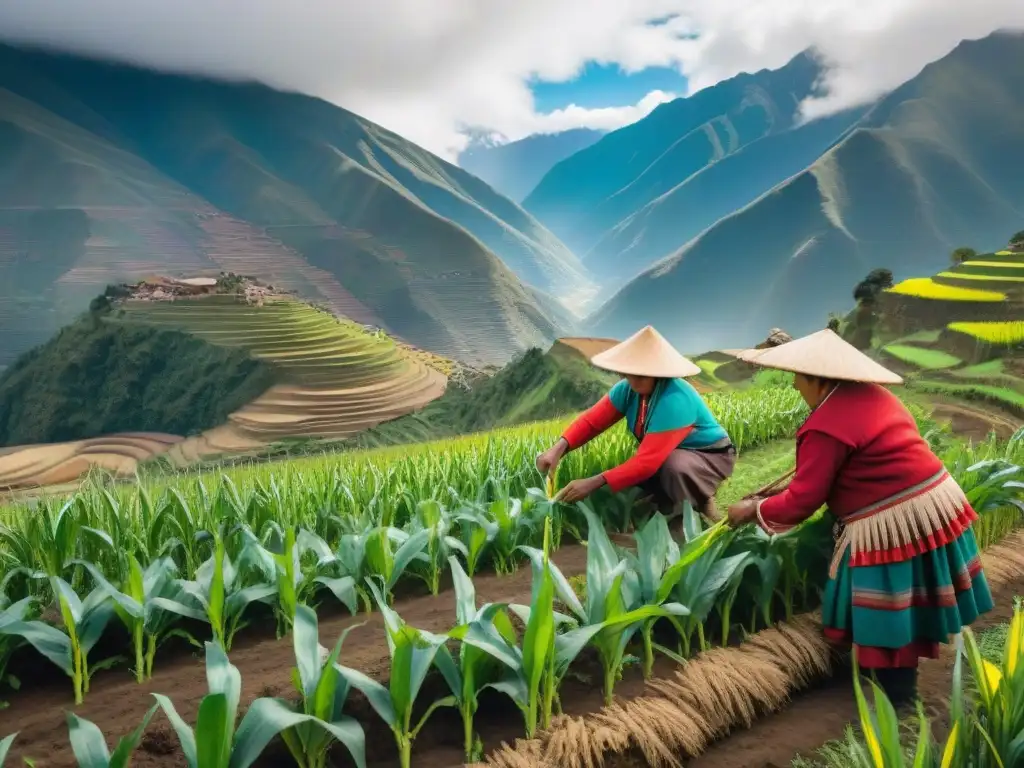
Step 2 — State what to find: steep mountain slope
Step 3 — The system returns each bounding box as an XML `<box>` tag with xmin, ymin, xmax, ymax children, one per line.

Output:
<box><xmin>588</xmin><ymin>32</ymin><xmax>1024</xmax><ymax>354</ymax></box>
<box><xmin>523</xmin><ymin>53</ymin><xmax>847</xmax><ymax>269</ymax></box>
<box><xmin>0</xmin><ymin>43</ymin><xmax>584</xmax><ymax>369</ymax></box>
<box><xmin>459</xmin><ymin>128</ymin><xmax>606</xmax><ymax>203</ymax></box>
<box><xmin>0</xmin><ymin>286</ymin><xmax>451</xmax><ymax>488</ymax></box>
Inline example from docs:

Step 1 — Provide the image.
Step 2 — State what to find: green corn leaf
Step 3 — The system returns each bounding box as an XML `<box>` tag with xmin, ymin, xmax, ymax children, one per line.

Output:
<box><xmin>335</xmin><ymin>664</ymin><xmax>397</xmax><ymax>727</ymax></box>
<box><xmin>0</xmin><ymin>619</ymin><xmax>72</xmax><ymax>674</ymax></box>
<box><xmin>194</xmin><ymin>693</ymin><xmax>232</xmax><ymax>768</ymax></box>
<box><xmin>0</xmin><ymin>733</ymin><xmax>16</xmax><ymax>766</ymax></box>
<box><xmin>311</xmin><ymin>576</ymin><xmax>357</xmax><ymax>615</ymax></box>
<box><xmin>151</xmin><ymin>694</ymin><xmax>199</xmax><ymax>768</ymax></box>
<box><xmin>67</xmin><ymin>712</ymin><xmax>113</xmax><ymax>768</ymax></box>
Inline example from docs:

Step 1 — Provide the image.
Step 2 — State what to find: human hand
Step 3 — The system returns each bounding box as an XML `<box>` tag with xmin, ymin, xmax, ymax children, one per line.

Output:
<box><xmin>727</xmin><ymin>499</ymin><xmax>759</xmax><ymax>528</ymax></box>
<box><xmin>555</xmin><ymin>475</ymin><xmax>606</xmax><ymax>504</ymax></box>
<box><xmin>536</xmin><ymin>439</ymin><xmax>568</xmax><ymax>475</ymax></box>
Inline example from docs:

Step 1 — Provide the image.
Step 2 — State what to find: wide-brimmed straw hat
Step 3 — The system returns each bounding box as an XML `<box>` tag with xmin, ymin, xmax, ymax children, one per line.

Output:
<box><xmin>729</xmin><ymin>329</ymin><xmax>903</xmax><ymax>384</ymax></box>
<box><xmin>590</xmin><ymin>325</ymin><xmax>701</xmax><ymax>378</ymax></box>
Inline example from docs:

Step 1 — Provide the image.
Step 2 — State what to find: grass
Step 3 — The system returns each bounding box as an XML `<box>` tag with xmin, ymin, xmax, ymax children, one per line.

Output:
<box><xmin>882</xmin><ymin>344</ymin><xmax>961</xmax><ymax>370</ymax></box>
<box><xmin>948</xmin><ymin>321</ymin><xmax>1024</xmax><ymax>345</ymax></box>
<box><xmin>887</xmin><ymin>278</ymin><xmax>1007</xmax><ymax>302</ymax></box>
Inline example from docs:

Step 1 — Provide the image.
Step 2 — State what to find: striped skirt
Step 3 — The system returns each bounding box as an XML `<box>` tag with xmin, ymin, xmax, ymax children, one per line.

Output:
<box><xmin>821</xmin><ymin>524</ymin><xmax>993</xmax><ymax>668</ymax></box>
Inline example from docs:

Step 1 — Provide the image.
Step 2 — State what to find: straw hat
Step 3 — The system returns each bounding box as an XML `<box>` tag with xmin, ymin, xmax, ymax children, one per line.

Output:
<box><xmin>730</xmin><ymin>329</ymin><xmax>903</xmax><ymax>384</ymax></box>
<box><xmin>590</xmin><ymin>325</ymin><xmax>701</xmax><ymax>378</ymax></box>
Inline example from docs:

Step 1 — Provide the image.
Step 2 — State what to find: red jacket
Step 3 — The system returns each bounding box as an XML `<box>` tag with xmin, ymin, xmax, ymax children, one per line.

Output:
<box><xmin>758</xmin><ymin>382</ymin><xmax>945</xmax><ymax>530</ymax></box>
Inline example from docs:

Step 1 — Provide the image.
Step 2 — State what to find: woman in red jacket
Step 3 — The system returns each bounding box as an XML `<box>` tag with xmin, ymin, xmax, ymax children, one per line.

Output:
<box><xmin>727</xmin><ymin>329</ymin><xmax>993</xmax><ymax>709</ymax></box>
<box><xmin>536</xmin><ymin>325</ymin><xmax>735</xmax><ymax>523</ymax></box>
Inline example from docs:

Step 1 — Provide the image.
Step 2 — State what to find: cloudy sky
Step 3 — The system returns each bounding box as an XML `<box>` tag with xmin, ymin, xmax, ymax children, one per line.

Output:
<box><xmin>1</xmin><ymin>0</ymin><xmax>1023</xmax><ymax>160</ymax></box>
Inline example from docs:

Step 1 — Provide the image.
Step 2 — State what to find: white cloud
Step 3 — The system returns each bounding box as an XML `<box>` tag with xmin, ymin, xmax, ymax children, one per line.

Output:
<box><xmin>0</xmin><ymin>0</ymin><xmax>1022</xmax><ymax>160</ymax></box>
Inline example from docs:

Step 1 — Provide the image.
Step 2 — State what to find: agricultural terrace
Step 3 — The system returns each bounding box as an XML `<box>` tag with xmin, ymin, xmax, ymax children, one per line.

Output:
<box><xmin>948</xmin><ymin>320</ymin><xmax>1024</xmax><ymax>346</ymax></box>
<box><xmin>886</xmin><ymin>277</ymin><xmax>1006</xmax><ymax>301</ymax></box>
<box><xmin>881</xmin><ymin>343</ymin><xmax>961</xmax><ymax>370</ymax></box>
<box><xmin>0</xmin><ymin>295</ymin><xmax>448</xmax><ymax>488</ymax></box>
<box><xmin>1</xmin><ymin>374</ymin><xmax>1023</xmax><ymax>768</ymax></box>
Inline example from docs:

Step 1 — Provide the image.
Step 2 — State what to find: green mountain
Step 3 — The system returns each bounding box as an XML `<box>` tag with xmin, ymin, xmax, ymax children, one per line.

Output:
<box><xmin>588</xmin><ymin>31</ymin><xmax>1024</xmax><ymax>353</ymax></box>
<box><xmin>459</xmin><ymin>128</ymin><xmax>606</xmax><ymax>203</ymax></box>
<box><xmin>0</xmin><ymin>308</ymin><xmax>277</xmax><ymax>447</ymax></box>
<box><xmin>523</xmin><ymin>51</ymin><xmax>868</xmax><ymax>285</ymax></box>
<box><xmin>0</xmin><ymin>43</ymin><xmax>587</xmax><ymax>369</ymax></box>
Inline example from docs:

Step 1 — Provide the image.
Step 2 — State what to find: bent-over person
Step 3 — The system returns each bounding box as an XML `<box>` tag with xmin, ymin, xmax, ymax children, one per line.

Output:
<box><xmin>727</xmin><ymin>329</ymin><xmax>993</xmax><ymax>709</ymax></box>
<box><xmin>536</xmin><ymin>326</ymin><xmax>735</xmax><ymax>526</ymax></box>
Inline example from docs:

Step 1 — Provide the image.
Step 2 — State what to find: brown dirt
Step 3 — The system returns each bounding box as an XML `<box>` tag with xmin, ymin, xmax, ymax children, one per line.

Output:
<box><xmin>929</xmin><ymin>400</ymin><xmax>1021</xmax><ymax>442</ymax></box>
<box><xmin>1</xmin><ymin>546</ymin><xmax>590</xmax><ymax>767</ymax></box>
<box><xmin>687</xmin><ymin>565</ymin><xmax>1024</xmax><ymax>768</ymax></box>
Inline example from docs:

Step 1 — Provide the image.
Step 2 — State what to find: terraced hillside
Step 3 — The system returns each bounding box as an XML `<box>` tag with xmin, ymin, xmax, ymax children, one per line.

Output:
<box><xmin>868</xmin><ymin>249</ymin><xmax>1024</xmax><ymax>429</ymax></box>
<box><xmin>0</xmin><ymin>294</ymin><xmax>448</xmax><ymax>489</ymax></box>
<box><xmin>586</xmin><ymin>32</ymin><xmax>1024</xmax><ymax>352</ymax></box>
<box><xmin>0</xmin><ymin>43</ymin><xmax>579</xmax><ymax>370</ymax></box>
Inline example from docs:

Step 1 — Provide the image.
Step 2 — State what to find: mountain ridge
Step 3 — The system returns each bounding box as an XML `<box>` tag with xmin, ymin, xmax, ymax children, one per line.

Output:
<box><xmin>0</xmin><ymin>42</ymin><xmax>585</xmax><ymax>369</ymax></box>
<box><xmin>586</xmin><ymin>31</ymin><xmax>1024</xmax><ymax>353</ymax></box>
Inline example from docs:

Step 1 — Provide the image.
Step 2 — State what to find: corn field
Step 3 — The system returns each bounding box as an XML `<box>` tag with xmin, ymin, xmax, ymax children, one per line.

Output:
<box><xmin>0</xmin><ymin>388</ymin><xmax>1021</xmax><ymax>768</ymax></box>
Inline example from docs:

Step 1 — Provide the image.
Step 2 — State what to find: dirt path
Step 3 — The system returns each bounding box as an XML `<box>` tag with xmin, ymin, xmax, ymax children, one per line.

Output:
<box><xmin>2</xmin><ymin>546</ymin><xmax>591</xmax><ymax>767</ymax></box>
<box><xmin>687</xmin><ymin>568</ymin><xmax>1024</xmax><ymax>768</ymax></box>
<box><xmin>928</xmin><ymin>400</ymin><xmax>1021</xmax><ymax>442</ymax></box>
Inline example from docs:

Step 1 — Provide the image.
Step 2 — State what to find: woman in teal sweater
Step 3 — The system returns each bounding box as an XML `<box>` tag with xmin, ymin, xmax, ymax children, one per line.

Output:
<box><xmin>536</xmin><ymin>326</ymin><xmax>735</xmax><ymax>523</ymax></box>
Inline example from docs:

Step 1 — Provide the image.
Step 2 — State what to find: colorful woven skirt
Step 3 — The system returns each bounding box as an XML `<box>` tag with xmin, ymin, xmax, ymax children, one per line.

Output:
<box><xmin>821</xmin><ymin>525</ymin><xmax>993</xmax><ymax>668</ymax></box>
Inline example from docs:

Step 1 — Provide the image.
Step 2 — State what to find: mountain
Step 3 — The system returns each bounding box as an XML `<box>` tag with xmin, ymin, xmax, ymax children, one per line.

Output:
<box><xmin>523</xmin><ymin>52</ymin><xmax>848</xmax><ymax>276</ymax></box>
<box><xmin>0</xmin><ymin>43</ymin><xmax>587</xmax><ymax>370</ymax></box>
<box><xmin>587</xmin><ymin>31</ymin><xmax>1024</xmax><ymax>353</ymax></box>
<box><xmin>458</xmin><ymin>128</ymin><xmax>606</xmax><ymax>202</ymax></box>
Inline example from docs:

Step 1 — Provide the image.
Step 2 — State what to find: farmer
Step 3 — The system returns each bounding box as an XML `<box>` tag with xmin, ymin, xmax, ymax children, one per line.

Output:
<box><xmin>535</xmin><ymin>325</ymin><xmax>736</xmax><ymax>524</ymax></box>
<box><xmin>726</xmin><ymin>329</ymin><xmax>993</xmax><ymax>709</ymax></box>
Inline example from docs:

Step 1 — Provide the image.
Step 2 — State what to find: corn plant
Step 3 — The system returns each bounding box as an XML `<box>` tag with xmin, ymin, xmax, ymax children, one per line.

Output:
<box><xmin>66</xmin><ymin>705</ymin><xmax>158</xmax><ymax>768</ymax></box>
<box><xmin>0</xmin><ymin>597</ymin><xmax>34</xmax><ymax>708</ymax></box>
<box><xmin>335</xmin><ymin>580</ymin><xmax>456</xmax><ymax>768</ymax></box>
<box><xmin>482</xmin><ymin>497</ymin><xmax>538</xmax><ymax>574</ymax></box>
<box><xmin>948</xmin><ymin>601</ymin><xmax>1024</xmax><ymax>766</ymax></box>
<box><xmin>848</xmin><ymin>657</ymin><xmax>933</xmax><ymax>767</ymax></box>
<box><xmin>238</xmin><ymin>527</ymin><xmax>357</xmax><ymax>636</ymax></box>
<box><xmin>433</xmin><ymin>556</ymin><xmax>519</xmax><ymax>761</ymax></box>
<box><xmin>628</xmin><ymin>509</ymin><xmax>731</xmax><ymax>677</ymax></box>
<box><xmin>0</xmin><ymin>577</ymin><xmax>119</xmax><ymax>704</ymax></box>
<box><xmin>563</xmin><ymin>506</ymin><xmax>690</xmax><ymax>704</ymax></box>
<box><xmin>174</xmin><ymin>532</ymin><xmax>277</xmax><ymax>651</ymax></box>
<box><xmin>457</xmin><ymin>519</ymin><xmax>598</xmax><ymax>737</ymax></box>
<box><xmin>78</xmin><ymin>556</ymin><xmax>207</xmax><ymax>682</ymax></box>
<box><xmin>453</xmin><ymin>506</ymin><xmax>498</xmax><ymax>577</ymax></box>
<box><xmin>278</xmin><ymin>604</ymin><xmax>366</xmax><ymax>768</ymax></box>
<box><xmin>154</xmin><ymin>641</ymin><xmax>335</xmax><ymax>768</ymax></box>
<box><xmin>407</xmin><ymin>500</ymin><xmax>467</xmax><ymax>595</ymax></box>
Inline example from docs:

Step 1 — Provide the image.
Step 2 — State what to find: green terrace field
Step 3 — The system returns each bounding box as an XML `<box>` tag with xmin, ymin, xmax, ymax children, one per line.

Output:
<box><xmin>1</xmin><ymin>374</ymin><xmax>1022</xmax><ymax>768</ymax></box>
<box><xmin>0</xmin><ymin>295</ymin><xmax>448</xmax><ymax>489</ymax></box>
<box><xmin>873</xmin><ymin>249</ymin><xmax>1024</xmax><ymax>422</ymax></box>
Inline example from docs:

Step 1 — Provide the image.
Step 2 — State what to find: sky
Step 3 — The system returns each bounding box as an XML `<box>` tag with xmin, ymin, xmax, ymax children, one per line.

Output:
<box><xmin>1</xmin><ymin>1</ymin><xmax>1023</xmax><ymax>161</ymax></box>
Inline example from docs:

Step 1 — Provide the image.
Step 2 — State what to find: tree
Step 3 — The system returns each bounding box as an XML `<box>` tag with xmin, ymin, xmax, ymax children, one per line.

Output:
<box><xmin>1010</xmin><ymin>231</ymin><xmax>1024</xmax><ymax>249</ymax></box>
<box><xmin>951</xmin><ymin>246</ymin><xmax>977</xmax><ymax>264</ymax></box>
<box><xmin>827</xmin><ymin>313</ymin><xmax>842</xmax><ymax>333</ymax></box>
<box><xmin>853</xmin><ymin>268</ymin><xmax>894</xmax><ymax>304</ymax></box>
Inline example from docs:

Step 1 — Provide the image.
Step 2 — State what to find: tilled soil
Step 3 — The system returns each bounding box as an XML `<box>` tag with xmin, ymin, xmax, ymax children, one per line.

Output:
<box><xmin>3</xmin><ymin>547</ymin><xmax>594</xmax><ymax>767</ymax></box>
<box><xmin>687</xmin><ymin>569</ymin><xmax>1024</xmax><ymax>768</ymax></box>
